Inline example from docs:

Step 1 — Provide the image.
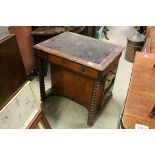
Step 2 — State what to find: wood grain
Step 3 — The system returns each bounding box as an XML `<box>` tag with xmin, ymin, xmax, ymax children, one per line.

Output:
<box><xmin>0</xmin><ymin>35</ymin><xmax>27</xmax><ymax>109</ymax></box>
<box><xmin>122</xmin><ymin>52</ymin><xmax>155</xmax><ymax>129</ymax></box>
<box><xmin>34</xmin><ymin>32</ymin><xmax>123</xmax><ymax>126</ymax></box>
<box><xmin>27</xmin><ymin>111</ymin><xmax>51</xmax><ymax>129</ymax></box>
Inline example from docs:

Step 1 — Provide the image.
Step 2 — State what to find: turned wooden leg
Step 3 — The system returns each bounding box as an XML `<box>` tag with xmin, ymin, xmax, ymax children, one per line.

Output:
<box><xmin>87</xmin><ymin>80</ymin><xmax>100</xmax><ymax>127</ymax></box>
<box><xmin>38</xmin><ymin>57</ymin><xmax>46</xmax><ymax>102</ymax></box>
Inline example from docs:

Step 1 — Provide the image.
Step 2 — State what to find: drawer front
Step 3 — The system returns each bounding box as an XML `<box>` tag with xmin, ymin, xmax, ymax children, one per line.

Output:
<box><xmin>48</xmin><ymin>54</ymin><xmax>99</xmax><ymax>79</ymax></box>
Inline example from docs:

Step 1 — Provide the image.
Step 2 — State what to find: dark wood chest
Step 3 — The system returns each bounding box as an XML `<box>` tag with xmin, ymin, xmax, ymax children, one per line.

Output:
<box><xmin>34</xmin><ymin>32</ymin><xmax>124</xmax><ymax>126</ymax></box>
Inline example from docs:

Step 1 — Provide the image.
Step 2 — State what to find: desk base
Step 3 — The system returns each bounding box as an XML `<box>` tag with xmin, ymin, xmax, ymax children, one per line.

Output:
<box><xmin>38</xmin><ymin>58</ymin><xmax>118</xmax><ymax>126</ymax></box>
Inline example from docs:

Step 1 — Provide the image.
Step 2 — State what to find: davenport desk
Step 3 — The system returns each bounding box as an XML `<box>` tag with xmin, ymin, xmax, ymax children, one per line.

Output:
<box><xmin>34</xmin><ymin>32</ymin><xmax>124</xmax><ymax>126</ymax></box>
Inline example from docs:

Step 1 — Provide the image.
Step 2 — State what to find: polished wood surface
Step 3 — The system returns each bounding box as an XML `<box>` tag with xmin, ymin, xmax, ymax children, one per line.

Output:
<box><xmin>32</xmin><ymin>28</ymin><xmax>86</xmax><ymax>76</ymax></box>
<box><xmin>0</xmin><ymin>35</ymin><xmax>27</xmax><ymax>109</ymax></box>
<box><xmin>122</xmin><ymin>52</ymin><xmax>155</xmax><ymax>128</ymax></box>
<box><xmin>9</xmin><ymin>26</ymin><xmax>36</xmax><ymax>75</ymax></box>
<box><xmin>34</xmin><ymin>32</ymin><xmax>124</xmax><ymax>126</ymax></box>
<box><xmin>143</xmin><ymin>37</ymin><xmax>151</xmax><ymax>53</ymax></box>
<box><xmin>34</xmin><ymin>32</ymin><xmax>123</xmax><ymax>71</ymax></box>
<box><xmin>27</xmin><ymin>111</ymin><xmax>51</xmax><ymax>129</ymax></box>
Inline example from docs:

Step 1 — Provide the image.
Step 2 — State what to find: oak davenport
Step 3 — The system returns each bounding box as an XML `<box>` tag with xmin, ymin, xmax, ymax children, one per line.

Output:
<box><xmin>34</xmin><ymin>32</ymin><xmax>124</xmax><ymax>126</ymax></box>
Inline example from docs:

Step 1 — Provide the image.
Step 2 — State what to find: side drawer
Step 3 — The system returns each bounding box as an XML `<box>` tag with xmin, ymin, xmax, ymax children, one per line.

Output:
<box><xmin>48</xmin><ymin>54</ymin><xmax>99</xmax><ymax>79</ymax></box>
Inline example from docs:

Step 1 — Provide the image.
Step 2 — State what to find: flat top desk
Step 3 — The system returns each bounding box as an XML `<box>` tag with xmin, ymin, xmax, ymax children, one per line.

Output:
<box><xmin>34</xmin><ymin>32</ymin><xmax>124</xmax><ymax>126</ymax></box>
<box><xmin>122</xmin><ymin>52</ymin><xmax>155</xmax><ymax>129</ymax></box>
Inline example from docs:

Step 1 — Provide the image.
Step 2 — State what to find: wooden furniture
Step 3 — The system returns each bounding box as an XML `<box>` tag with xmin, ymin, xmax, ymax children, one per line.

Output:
<box><xmin>0</xmin><ymin>34</ymin><xmax>51</xmax><ymax>129</ymax></box>
<box><xmin>27</xmin><ymin>111</ymin><xmax>51</xmax><ymax>129</ymax></box>
<box><xmin>125</xmin><ymin>32</ymin><xmax>145</xmax><ymax>62</ymax></box>
<box><xmin>32</xmin><ymin>26</ymin><xmax>85</xmax><ymax>75</ymax></box>
<box><xmin>143</xmin><ymin>26</ymin><xmax>155</xmax><ymax>53</ymax></box>
<box><xmin>8</xmin><ymin>26</ymin><xmax>36</xmax><ymax>75</ymax></box>
<box><xmin>34</xmin><ymin>32</ymin><xmax>124</xmax><ymax>126</ymax></box>
<box><xmin>121</xmin><ymin>52</ymin><xmax>155</xmax><ymax>129</ymax></box>
<box><xmin>0</xmin><ymin>81</ymin><xmax>51</xmax><ymax>129</ymax></box>
<box><xmin>0</xmin><ymin>34</ymin><xmax>27</xmax><ymax>109</ymax></box>
<box><xmin>143</xmin><ymin>37</ymin><xmax>151</xmax><ymax>53</ymax></box>
<box><xmin>32</xmin><ymin>26</ymin><xmax>85</xmax><ymax>44</ymax></box>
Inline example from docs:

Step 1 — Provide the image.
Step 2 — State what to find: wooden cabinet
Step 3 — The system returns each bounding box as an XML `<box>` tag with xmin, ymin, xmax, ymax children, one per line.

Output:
<box><xmin>0</xmin><ymin>34</ymin><xmax>51</xmax><ymax>129</ymax></box>
<box><xmin>8</xmin><ymin>26</ymin><xmax>36</xmax><ymax>75</ymax></box>
<box><xmin>34</xmin><ymin>32</ymin><xmax>124</xmax><ymax>126</ymax></box>
<box><xmin>0</xmin><ymin>34</ymin><xmax>27</xmax><ymax>109</ymax></box>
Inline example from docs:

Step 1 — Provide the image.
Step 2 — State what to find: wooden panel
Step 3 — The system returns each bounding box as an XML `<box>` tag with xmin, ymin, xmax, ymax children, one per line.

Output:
<box><xmin>96</xmin><ymin>75</ymin><xmax>106</xmax><ymax>108</ymax></box>
<box><xmin>9</xmin><ymin>26</ymin><xmax>36</xmax><ymax>74</ymax></box>
<box><xmin>143</xmin><ymin>37</ymin><xmax>151</xmax><ymax>53</ymax></box>
<box><xmin>48</xmin><ymin>54</ymin><xmax>99</xmax><ymax>79</ymax></box>
<box><xmin>122</xmin><ymin>52</ymin><xmax>155</xmax><ymax>128</ymax></box>
<box><xmin>27</xmin><ymin>111</ymin><xmax>51</xmax><ymax>129</ymax></box>
<box><xmin>0</xmin><ymin>35</ymin><xmax>27</xmax><ymax>109</ymax></box>
<box><xmin>51</xmin><ymin>64</ymin><xmax>94</xmax><ymax>109</ymax></box>
<box><xmin>122</xmin><ymin>114</ymin><xmax>155</xmax><ymax>129</ymax></box>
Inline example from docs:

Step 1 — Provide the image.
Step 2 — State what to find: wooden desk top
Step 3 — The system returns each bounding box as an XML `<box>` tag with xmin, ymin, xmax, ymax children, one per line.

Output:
<box><xmin>34</xmin><ymin>32</ymin><xmax>124</xmax><ymax>71</ymax></box>
<box><xmin>122</xmin><ymin>52</ymin><xmax>155</xmax><ymax>128</ymax></box>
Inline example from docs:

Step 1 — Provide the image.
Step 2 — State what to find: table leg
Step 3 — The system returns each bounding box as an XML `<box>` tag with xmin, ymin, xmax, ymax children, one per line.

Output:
<box><xmin>87</xmin><ymin>79</ymin><xmax>100</xmax><ymax>127</ymax></box>
<box><xmin>38</xmin><ymin>58</ymin><xmax>46</xmax><ymax>102</ymax></box>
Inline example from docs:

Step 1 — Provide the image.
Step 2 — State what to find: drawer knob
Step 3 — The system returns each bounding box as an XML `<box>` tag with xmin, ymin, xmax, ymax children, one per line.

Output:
<box><xmin>81</xmin><ymin>67</ymin><xmax>85</xmax><ymax>72</ymax></box>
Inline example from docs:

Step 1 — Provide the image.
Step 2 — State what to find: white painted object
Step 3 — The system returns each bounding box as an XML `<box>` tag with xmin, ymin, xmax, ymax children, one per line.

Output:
<box><xmin>135</xmin><ymin>124</ymin><xmax>149</xmax><ymax>129</ymax></box>
<box><xmin>0</xmin><ymin>81</ymin><xmax>41</xmax><ymax>129</ymax></box>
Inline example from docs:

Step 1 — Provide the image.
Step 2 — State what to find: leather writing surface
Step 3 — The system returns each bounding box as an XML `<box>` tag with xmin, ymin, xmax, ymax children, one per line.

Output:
<box><xmin>0</xmin><ymin>34</ymin><xmax>27</xmax><ymax>109</ymax></box>
<box><xmin>39</xmin><ymin>32</ymin><xmax>118</xmax><ymax>64</ymax></box>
